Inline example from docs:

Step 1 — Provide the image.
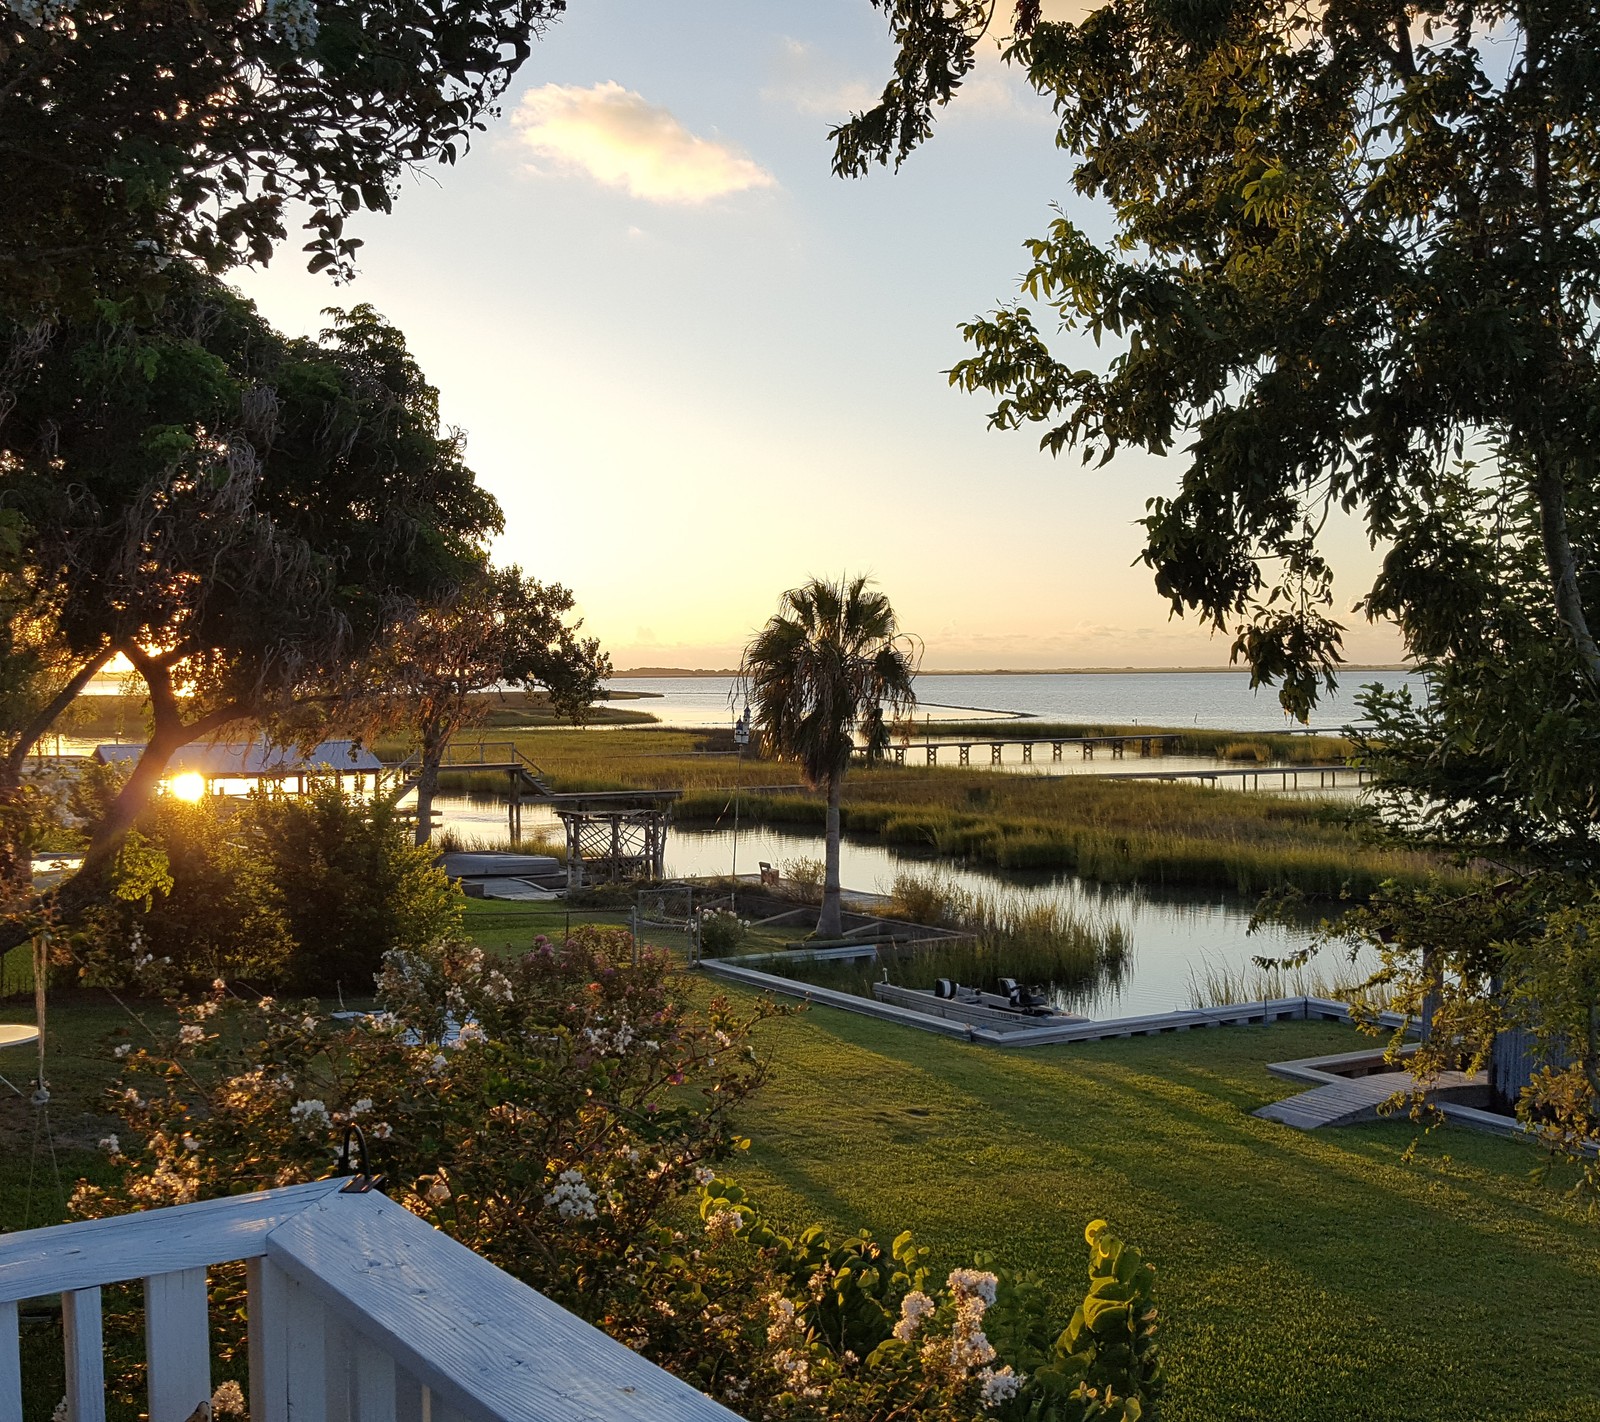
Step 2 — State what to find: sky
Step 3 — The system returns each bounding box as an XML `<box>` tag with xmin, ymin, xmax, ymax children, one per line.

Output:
<box><xmin>235</xmin><ymin>0</ymin><xmax>1405</xmax><ymax>672</ymax></box>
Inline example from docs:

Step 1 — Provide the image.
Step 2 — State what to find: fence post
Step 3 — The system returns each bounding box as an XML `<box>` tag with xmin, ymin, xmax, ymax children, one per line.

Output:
<box><xmin>630</xmin><ymin>906</ymin><xmax>639</xmax><ymax>967</ymax></box>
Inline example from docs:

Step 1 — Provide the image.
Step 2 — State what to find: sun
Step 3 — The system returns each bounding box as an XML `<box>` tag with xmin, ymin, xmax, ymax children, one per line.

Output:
<box><xmin>168</xmin><ymin>772</ymin><xmax>207</xmax><ymax>802</ymax></box>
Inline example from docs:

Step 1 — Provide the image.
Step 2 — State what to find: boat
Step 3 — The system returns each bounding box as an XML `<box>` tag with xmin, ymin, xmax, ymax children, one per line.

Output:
<box><xmin>932</xmin><ymin>976</ymin><xmax>1055</xmax><ymax>1016</ymax></box>
<box><xmin>871</xmin><ymin>976</ymin><xmax>1087</xmax><ymax>1031</ymax></box>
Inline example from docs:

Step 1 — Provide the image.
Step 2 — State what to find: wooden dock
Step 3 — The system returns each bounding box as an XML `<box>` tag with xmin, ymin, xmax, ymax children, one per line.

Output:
<box><xmin>864</xmin><ymin>733</ymin><xmax>1184</xmax><ymax>766</ymax></box>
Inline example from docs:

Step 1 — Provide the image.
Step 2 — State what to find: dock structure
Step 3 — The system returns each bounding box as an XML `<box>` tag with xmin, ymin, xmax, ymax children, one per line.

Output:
<box><xmin>866</xmin><ymin>733</ymin><xmax>1186</xmax><ymax>766</ymax></box>
<box><xmin>549</xmin><ymin>790</ymin><xmax>679</xmax><ymax>890</ymax></box>
<box><xmin>96</xmin><ymin>739</ymin><xmax>385</xmax><ymax>796</ymax></box>
<box><xmin>1099</xmin><ymin>763</ymin><xmax>1372</xmax><ymax>790</ymax></box>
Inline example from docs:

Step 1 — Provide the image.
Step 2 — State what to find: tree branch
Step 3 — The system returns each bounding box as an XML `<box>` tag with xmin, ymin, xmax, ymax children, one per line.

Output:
<box><xmin>1531</xmin><ymin>456</ymin><xmax>1600</xmax><ymax>686</ymax></box>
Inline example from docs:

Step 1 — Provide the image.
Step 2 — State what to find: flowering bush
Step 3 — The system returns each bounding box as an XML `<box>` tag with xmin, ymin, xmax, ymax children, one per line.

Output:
<box><xmin>76</xmin><ymin>926</ymin><xmax>774</xmax><ymax>1322</ymax></box>
<box><xmin>698</xmin><ymin>906</ymin><xmax>750</xmax><ymax>957</ymax></box>
<box><xmin>647</xmin><ymin>1177</ymin><xmax>1165</xmax><ymax>1421</ymax></box>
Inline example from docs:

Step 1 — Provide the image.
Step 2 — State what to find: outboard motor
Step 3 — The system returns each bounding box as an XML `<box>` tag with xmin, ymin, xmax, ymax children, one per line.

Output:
<box><xmin>934</xmin><ymin>978</ymin><xmax>955</xmax><ymax>1000</ymax></box>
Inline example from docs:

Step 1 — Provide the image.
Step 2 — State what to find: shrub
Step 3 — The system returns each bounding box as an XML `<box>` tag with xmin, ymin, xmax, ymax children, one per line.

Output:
<box><xmin>77</xmin><ymin>927</ymin><xmax>774</xmax><ymax>1320</ymax></box>
<box><xmin>247</xmin><ymin>785</ymin><xmax>460</xmax><ymax>995</ymax></box>
<box><xmin>697</xmin><ymin>906</ymin><xmax>749</xmax><ymax>956</ymax></box>
<box><xmin>73</xmin><ymin>782</ymin><xmax>459</xmax><ymax>995</ymax></box>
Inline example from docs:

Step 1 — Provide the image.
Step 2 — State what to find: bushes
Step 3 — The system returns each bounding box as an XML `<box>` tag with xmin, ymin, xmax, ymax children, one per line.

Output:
<box><xmin>78</xmin><ymin>784</ymin><xmax>458</xmax><ymax>994</ymax></box>
<box><xmin>251</xmin><ymin>787</ymin><xmax>459</xmax><ymax>994</ymax></box>
<box><xmin>81</xmin><ymin>926</ymin><xmax>1164</xmax><ymax>1422</ymax></box>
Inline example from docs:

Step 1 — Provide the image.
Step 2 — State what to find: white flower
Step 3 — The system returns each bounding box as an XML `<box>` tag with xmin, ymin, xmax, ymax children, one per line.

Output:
<box><xmin>484</xmin><ymin>971</ymin><xmax>514</xmax><ymax>1002</ymax></box>
<box><xmin>543</xmin><ymin>1168</ymin><xmax>598</xmax><ymax>1220</ymax></box>
<box><xmin>122</xmin><ymin>1088</ymin><xmax>146</xmax><ymax>1109</ymax></box>
<box><xmin>694</xmin><ymin>1166</ymin><xmax>715</xmax><ymax>1185</ymax></box>
<box><xmin>178</xmin><ymin>1024</ymin><xmax>204</xmax><ymax>1046</ymax></box>
<box><xmin>50</xmin><ymin>1397</ymin><xmax>68</xmax><ymax>1422</ymax></box>
<box><xmin>350</xmin><ymin>1098</ymin><xmax>373</xmax><ymax>1116</ymax></box>
<box><xmin>704</xmin><ymin>1208</ymin><xmax>743</xmax><ymax>1244</ymax></box>
<box><xmin>300</xmin><ymin>1015</ymin><xmax>318</xmax><ymax>1033</ymax></box>
<box><xmin>424</xmin><ymin>1176</ymin><xmax>451</xmax><ymax>1205</ymax></box>
<box><xmin>453</xmin><ymin>1021</ymin><xmax>487</xmax><ymax>1048</ymax></box>
<box><xmin>181</xmin><ymin>1134</ymin><xmax>201</xmax><ymax>1153</ymax></box>
<box><xmin>979</xmin><ymin>1365</ymin><xmax>1022</xmax><ymax>1408</ymax></box>
<box><xmin>370</xmin><ymin>1121</ymin><xmax>393</xmax><ymax>1140</ymax></box>
<box><xmin>98</xmin><ymin>1134</ymin><xmax>121</xmax><ymax>1157</ymax></box>
<box><xmin>211</xmin><ymin>1380</ymin><xmax>246</xmax><ymax>1416</ymax></box>
<box><xmin>212</xmin><ymin>978</ymin><xmax>228</xmax><ymax>993</ymax></box>
<box><xmin>893</xmin><ymin>1290</ymin><xmax>935</xmax><ymax>1342</ymax></box>
<box><xmin>429</xmin><ymin>1053</ymin><xmax>448</xmax><ymax>1075</ymax></box>
<box><xmin>289</xmin><ymin>1099</ymin><xmax>331</xmax><ymax>1129</ymax></box>
<box><xmin>948</xmin><ymin>1267</ymin><xmax>999</xmax><ymax>1307</ymax></box>
<box><xmin>714</xmin><ymin>1029</ymin><xmax>732</xmax><ymax>1048</ymax></box>
<box><xmin>113</xmin><ymin>1043</ymin><xmax>132</xmax><ymax>1058</ymax></box>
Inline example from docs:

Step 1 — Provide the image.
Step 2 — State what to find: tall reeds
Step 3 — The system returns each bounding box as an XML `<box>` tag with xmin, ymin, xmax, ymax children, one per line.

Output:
<box><xmin>1184</xmin><ymin>957</ymin><xmax>1397</xmax><ymax>1011</ymax></box>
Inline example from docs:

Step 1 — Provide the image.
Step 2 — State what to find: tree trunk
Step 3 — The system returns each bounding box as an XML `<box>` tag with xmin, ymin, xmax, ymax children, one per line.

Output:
<box><xmin>1531</xmin><ymin>455</ymin><xmax>1600</xmax><ymax>686</ymax></box>
<box><xmin>414</xmin><ymin>756</ymin><xmax>441</xmax><ymax>847</ymax></box>
<box><xmin>0</xmin><ymin>656</ymin><xmax>244</xmax><ymax>954</ymax></box>
<box><xmin>816</xmin><ymin>772</ymin><xmax>844</xmax><ymax>939</ymax></box>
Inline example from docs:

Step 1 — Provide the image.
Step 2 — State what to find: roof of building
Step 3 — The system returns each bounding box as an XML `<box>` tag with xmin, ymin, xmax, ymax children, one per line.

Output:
<box><xmin>94</xmin><ymin>738</ymin><xmax>384</xmax><ymax>776</ymax></box>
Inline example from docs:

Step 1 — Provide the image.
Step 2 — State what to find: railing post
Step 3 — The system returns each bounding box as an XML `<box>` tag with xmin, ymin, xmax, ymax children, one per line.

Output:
<box><xmin>0</xmin><ymin>1300</ymin><xmax>20</xmax><ymax>1422</ymax></box>
<box><xmin>62</xmin><ymin>1288</ymin><xmax>106</xmax><ymax>1422</ymax></box>
<box><xmin>249</xmin><ymin>1258</ymin><xmax>290</xmax><ymax>1422</ymax></box>
<box><xmin>145</xmin><ymin>1268</ymin><xmax>211</xmax><ymax>1422</ymax></box>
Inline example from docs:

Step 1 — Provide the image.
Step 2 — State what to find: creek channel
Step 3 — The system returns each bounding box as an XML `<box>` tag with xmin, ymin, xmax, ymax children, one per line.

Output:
<box><xmin>431</xmin><ymin>795</ymin><xmax>1344</xmax><ymax>1020</ymax></box>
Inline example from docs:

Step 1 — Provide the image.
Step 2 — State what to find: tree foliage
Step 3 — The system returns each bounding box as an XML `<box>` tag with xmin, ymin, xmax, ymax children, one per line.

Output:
<box><xmin>0</xmin><ymin>0</ymin><xmax>567</xmax><ymax>312</ymax></box>
<box><xmin>0</xmin><ymin>273</ymin><xmax>501</xmax><ymax>942</ymax></box>
<box><xmin>847</xmin><ymin>0</ymin><xmax>1600</xmax><ymax>716</ymax></box>
<box><xmin>361</xmin><ymin>563</ymin><xmax>610</xmax><ymax>843</ymax></box>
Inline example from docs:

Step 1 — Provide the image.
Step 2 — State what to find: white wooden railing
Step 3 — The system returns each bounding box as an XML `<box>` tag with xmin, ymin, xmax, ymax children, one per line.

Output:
<box><xmin>0</xmin><ymin>1179</ymin><xmax>737</xmax><ymax>1422</ymax></box>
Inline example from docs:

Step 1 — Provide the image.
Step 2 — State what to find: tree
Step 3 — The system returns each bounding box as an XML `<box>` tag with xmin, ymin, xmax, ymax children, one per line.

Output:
<box><xmin>366</xmin><ymin>565</ymin><xmax>610</xmax><ymax>844</ymax></box>
<box><xmin>0</xmin><ymin>276</ymin><xmax>501</xmax><ymax>946</ymax></box>
<box><xmin>0</xmin><ymin>0</ymin><xmax>567</xmax><ymax>314</ymax></box>
<box><xmin>842</xmin><ymin>0</ymin><xmax>1599</xmax><ymax>715</ymax></box>
<box><xmin>839</xmin><ymin>0</ymin><xmax>1600</xmax><ymax>1169</ymax></box>
<box><xmin>741</xmin><ymin>576</ymin><xmax>918</xmax><ymax>938</ymax></box>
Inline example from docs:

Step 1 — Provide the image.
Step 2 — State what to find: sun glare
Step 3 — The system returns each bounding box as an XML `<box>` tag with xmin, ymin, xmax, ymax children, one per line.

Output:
<box><xmin>169</xmin><ymin>772</ymin><xmax>207</xmax><ymax>802</ymax></box>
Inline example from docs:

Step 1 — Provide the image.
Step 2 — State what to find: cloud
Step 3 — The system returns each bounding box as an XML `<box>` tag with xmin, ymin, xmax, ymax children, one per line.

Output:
<box><xmin>763</xmin><ymin>38</ymin><xmax>879</xmax><ymax>117</ymax></box>
<box><xmin>511</xmin><ymin>82</ymin><xmax>776</xmax><ymax>204</ymax></box>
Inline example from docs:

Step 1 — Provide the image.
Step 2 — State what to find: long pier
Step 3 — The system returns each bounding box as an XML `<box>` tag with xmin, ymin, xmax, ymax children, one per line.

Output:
<box><xmin>863</xmin><ymin>733</ymin><xmax>1186</xmax><ymax>766</ymax></box>
<box><xmin>1099</xmin><ymin>763</ymin><xmax>1372</xmax><ymax>790</ymax></box>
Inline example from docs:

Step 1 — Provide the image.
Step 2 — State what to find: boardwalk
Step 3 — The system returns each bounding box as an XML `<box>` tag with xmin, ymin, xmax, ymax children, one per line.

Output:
<box><xmin>866</xmin><ymin>733</ymin><xmax>1184</xmax><ymax>766</ymax></box>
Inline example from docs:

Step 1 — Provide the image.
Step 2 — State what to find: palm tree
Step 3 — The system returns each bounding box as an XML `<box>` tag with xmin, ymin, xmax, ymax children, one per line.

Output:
<box><xmin>741</xmin><ymin>576</ymin><xmax>918</xmax><ymax>937</ymax></box>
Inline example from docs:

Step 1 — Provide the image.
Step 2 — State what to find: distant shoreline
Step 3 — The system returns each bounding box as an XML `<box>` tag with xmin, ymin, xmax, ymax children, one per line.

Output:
<box><xmin>610</xmin><ymin>664</ymin><xmax>1412</xmax><ymax>678</ymax></box>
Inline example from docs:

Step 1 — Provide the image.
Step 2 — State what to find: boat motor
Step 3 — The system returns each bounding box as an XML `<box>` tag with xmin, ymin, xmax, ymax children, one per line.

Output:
<box><xmin>934</xmin><ymin>978</ymin><xmax>955</xmax><ymax>1000</ymax></box>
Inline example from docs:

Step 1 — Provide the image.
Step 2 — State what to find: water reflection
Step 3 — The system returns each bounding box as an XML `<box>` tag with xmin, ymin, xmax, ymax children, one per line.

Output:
<box><xmin>431</xmin><ymin>796</ymin><xmax>1320</xmax><ymax>1019</ymax></box>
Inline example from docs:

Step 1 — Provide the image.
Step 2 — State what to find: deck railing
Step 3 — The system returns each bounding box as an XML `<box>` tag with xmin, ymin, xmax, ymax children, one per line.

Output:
<box><xmin>0</xmin><ymin>1179</ymin><xmax>735</xmax><ymax>1422</ymax></box>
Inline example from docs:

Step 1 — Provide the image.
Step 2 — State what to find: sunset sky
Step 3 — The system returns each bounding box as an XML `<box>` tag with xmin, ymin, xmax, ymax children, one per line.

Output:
<box><xmin>236</xmin><ymin>0</ymin><xmax>1404</xmax><ymax>672</ymax></box>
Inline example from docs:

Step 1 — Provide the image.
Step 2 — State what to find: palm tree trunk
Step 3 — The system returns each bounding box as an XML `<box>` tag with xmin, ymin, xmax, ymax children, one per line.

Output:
<box><xmin>817</xmin><ymin>771</ymin><xmax>844</xmax><ymax>938</ymax></box>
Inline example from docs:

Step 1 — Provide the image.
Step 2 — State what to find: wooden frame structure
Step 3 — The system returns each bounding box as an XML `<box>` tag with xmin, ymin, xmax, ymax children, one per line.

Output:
<box><xmin>550</xmin><ymin>791</ymin><xmax>677</xmax><ymax>889</ymax></box>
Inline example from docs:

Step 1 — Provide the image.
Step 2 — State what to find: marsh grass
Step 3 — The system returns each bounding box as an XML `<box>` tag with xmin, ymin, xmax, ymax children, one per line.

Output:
<box><xmin>761</xmin><ymin>867</ymin><xmax>1129</xmax><ymax>1002</ymax></box>
<box><xmin>422</xmin><ymin>728</ymin><xmax>1460</xmax><ymax>898</ymax></box>
<box><xmin>1185</xmin><ymin>955</ymin><xmax>1398</xmax><ymax>1012</ymax></box>
<box><xmin>434</xmin><ymin>828</ymin><xmax>568</xmax><ymax>861</ymax></box>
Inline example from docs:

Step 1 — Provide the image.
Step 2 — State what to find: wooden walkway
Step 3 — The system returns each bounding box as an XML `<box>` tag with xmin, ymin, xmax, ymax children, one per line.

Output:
<box><xmin>1255</xmin><ymin>1050</ymin><xmax>1484</xmax><ymax>1130</ymax></box>
<box><xmin>866</xmin><ymin>734</ymin><xmax>1183</xmax><ymax>766</ymax></box>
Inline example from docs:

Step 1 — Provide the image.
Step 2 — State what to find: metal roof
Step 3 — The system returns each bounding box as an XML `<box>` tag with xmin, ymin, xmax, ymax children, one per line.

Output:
<box><xmin>94</xmin><ymin>738</ymin><xmax>384</xmax><ymax>776</ymax></box>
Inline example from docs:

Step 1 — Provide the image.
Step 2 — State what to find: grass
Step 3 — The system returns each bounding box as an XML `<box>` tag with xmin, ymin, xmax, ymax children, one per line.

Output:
<box><xmin>424</xmin><ymin>727</ymin><xmax>1457</xmax><ymax>901</ymax></box>
<box><xmin>4</xmin><ymin>926</ymin><xmax>1594</xmax><ymax>1421</ymax></box>
<box><xmin>714</xmin><ymin>990</ymin><xmax>1599</xmax><ymax>1422</ymax></box>
<box><xmin>1184</xmin><ymin>958</ymin><xmax>1401</xmax><ymax>1012</ymax></box>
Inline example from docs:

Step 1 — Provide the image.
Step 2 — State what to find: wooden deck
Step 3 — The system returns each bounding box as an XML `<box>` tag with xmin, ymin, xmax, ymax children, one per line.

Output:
<box><xmin>1255</xmin><ymin>1049</ymin><xmax>1486</xmax><ymax>1130</ymax></box>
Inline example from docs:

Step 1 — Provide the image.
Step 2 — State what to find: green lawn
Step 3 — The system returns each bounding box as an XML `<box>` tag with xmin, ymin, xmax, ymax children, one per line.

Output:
<box><xmin>6</xmin><ymin>912</ymin><xmax>1596</xmax><ymax>1422</ymax></box>
<box><xmin>721</xmin><ymin>1000</ymin><xmax>1597</xmax><ymax>1422</ymax></box>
